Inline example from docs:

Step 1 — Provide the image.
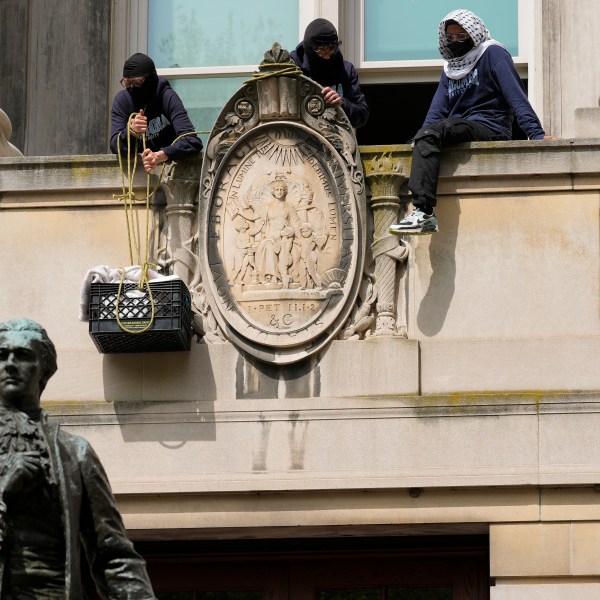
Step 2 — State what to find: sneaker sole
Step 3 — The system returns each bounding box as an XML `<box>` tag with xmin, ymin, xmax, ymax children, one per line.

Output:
<box><xmin>403</xmin><ymin>228</ymin><xmax>438</xmax><ymax>236</ymax></box>
<box><xmin>389</xmin><ymin>226</ymin><xmax>438</xmax><ymax>236</ymax></box>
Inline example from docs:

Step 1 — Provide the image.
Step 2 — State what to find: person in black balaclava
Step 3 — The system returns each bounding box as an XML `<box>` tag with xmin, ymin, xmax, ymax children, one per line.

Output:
<box><xmin>290</xmin><ymin>19</ymin><xmax>369</xmax><ymax>129</ymax></box>
<box><xmin>110</xmin><ymin>53</ymin><xmax>202</xmax><ymax>173</ymax></box>
<box><xmin>388</xmin><ymin>9</ymin><xmax>555</xmax><ymax>236</ymax></box>
<box><xmin>121</xmin><ymin>52</ymin><xmax>160</xmax><ymax>109</ymax></box>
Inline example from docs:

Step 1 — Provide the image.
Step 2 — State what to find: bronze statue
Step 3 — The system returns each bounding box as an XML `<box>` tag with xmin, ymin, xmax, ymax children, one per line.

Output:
<box><xmin>0</xmin><ymin>319</ymin><xmax>155</xmax><ymax>599</ymax></box>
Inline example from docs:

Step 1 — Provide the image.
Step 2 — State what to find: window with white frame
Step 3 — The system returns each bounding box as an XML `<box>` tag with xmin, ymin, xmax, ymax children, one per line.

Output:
<box><xmin>344</xmin><ymin>0</ymin><xmax>531</xmax><ymax>85</ymax></box>
<box><xmin>126</xmin><ymin>0</ymin><xmax>534</xmax><ymax>144</ymax></box>
<box><xmin>342</xmin><ymin>0</ymin><xmax>536</xmax><ymax>144</ymax></box>
<box><xmin>363</xmin><ymin>0</ymin><xmax>519</xmax><ymax>62</ymax></box>
<box><xmin>146</xmin><ymin>0</ymin><xmax>301</xmax><ymax>142</ymax></box>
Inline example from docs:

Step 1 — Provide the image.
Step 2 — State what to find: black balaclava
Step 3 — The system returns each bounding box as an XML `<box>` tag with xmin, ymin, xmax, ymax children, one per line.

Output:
<box><xmin>445</xmin><ymin>19</ymin><xmax>475</xmax><ymax>58</ymax></box>
<box><xmin>122</xmin><ymin>53</ymin><xmax>159</xmax><ymax>108</ymax></box>
<box><xmin>302</xmin><ymin>18</ymin><xmax>344</xmax><ymax>87</ymax></box>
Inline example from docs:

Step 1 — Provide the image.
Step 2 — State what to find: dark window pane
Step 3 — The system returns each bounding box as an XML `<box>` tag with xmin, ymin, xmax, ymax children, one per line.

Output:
<box><xmin>156</xmin><ymin>593</ymin><xmax>194</xmax><ymax>600</ymax></box>
<box><xmin>318</xmin><ymin>589</ymin><xmax>381</xmax><ymax>600</ymax></box>
<box><xmin>388</xmin><ymin>587</ymin><xmax>452</xmax><ymax>600</ymax></box>
<box><xmin>198</xmin><ymin>593</ymin><xmax>262</xmax><ymax>600</ymax></box>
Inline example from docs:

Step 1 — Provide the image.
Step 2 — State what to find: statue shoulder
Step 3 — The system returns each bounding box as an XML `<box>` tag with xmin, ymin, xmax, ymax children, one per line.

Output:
<box><xmin>55</xmin><ymin>427</ymin><xmax>95</xmax><ymax>460</ymax></box>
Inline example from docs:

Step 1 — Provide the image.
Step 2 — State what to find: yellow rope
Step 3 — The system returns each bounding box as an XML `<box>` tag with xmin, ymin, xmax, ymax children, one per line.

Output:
<box><xmin>113</xmin><ymin>113</ymin><xmax>155</xmax><ymax>331</ymax></box>
<box><xmin>114</xmin><ymin>114</ymin><xmax>139</xmax><ymax>264</ymax></box>
<box><xmin>114</xmin><ymin>266</ymin><xmax>156</xmax><ymax>335</ymax></box>
<box><xmin>146</xmin><ymin>129</ymin><xmax>209</xmax><ymax>199</ymax></box>
<box><xmin>244</xmin><ymin>63</ymin><xmax>302</xmax><ymax>84</ymax></box>
<box><xmin>113</xmin><ymin>120</ymin><xmax>207</xmax><ymax>334</ymax></box>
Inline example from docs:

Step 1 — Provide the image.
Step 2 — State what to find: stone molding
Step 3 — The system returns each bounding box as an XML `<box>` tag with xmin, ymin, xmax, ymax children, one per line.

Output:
<box><xmin>2</xmin><ymin>139</ymin><xmax>600</xmax><ymax>202</ymax></box>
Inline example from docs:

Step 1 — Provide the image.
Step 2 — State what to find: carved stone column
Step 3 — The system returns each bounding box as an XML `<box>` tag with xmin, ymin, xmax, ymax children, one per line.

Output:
<box><xmin>155</xmin><ymin>155</ymin><xmax>202</xmax><ymax>286</ymax></box>
<box><xmin>363</xmin><ymin>153</ymin><xmax>409</xmax><ymax>337</ymax></box>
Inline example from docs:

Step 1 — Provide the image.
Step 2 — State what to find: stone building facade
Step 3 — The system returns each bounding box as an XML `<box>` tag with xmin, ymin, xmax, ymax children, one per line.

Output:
<box><xmin>1</xmin><ymin>1</ymin><xmax>600</xmax><ymax>599</ymax></box>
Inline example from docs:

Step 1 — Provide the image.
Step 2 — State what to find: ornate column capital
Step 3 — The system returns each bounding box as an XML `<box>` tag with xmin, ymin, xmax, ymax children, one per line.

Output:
<box><xmin>361</xmin><ymin>150</ymin><xmax>411</xmax><ymax>337</ymax></box>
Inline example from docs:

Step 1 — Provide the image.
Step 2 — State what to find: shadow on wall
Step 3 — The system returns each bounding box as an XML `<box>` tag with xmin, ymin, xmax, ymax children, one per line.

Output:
<box><xmin>102</xmin><ymin>347</ymin><xmax>217</xmax><ymax>442</ymax></box>
<box><xmin>417</xmin><ymin>198</ymin><xmax>460</xmax><ymax>336</ymax></box>
<box><xmin>236</xmin><ymin>352</ymin><xmax>321</xmax><ymax>400</ymax></box>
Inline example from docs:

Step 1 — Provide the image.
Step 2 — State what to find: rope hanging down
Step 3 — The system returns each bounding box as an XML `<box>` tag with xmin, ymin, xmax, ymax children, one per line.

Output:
<box><xmin>113</xmin><ymin>114</ymin><xmax>206</xmax><ymax>334</ymax></box>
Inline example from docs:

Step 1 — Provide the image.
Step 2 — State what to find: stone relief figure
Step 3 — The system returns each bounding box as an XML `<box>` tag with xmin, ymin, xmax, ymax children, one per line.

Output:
<box><xmin>0</xmin><ymin>319</ymin><xmax>156</xmax><ymax>599</ymax></box>
<box><xmin>205</xmin><ymin>111</ymin><xmax>245</xmax><ymax>174</ymax></box>
<box><xmin>340</xmin><ymin>274</ymin><xmax>377</xmax><ymax>340</ymax></box>
<box><xmin>190</xmin><ymin>285</ymin><xmax>227</xmax><ymax>343</ymax></box>
<box><xmin>296</xmin><ymin>223</ymin><xmax>322</xmax><ymax>290</ymax></box>
<box><xmin>230</xmin><ymin>217</ymin><xmax>260</xmax><ymax>284</ymax></box>
<box><xmin>316</xmin><ymin>108</ymin><xmax>363</xmax><ymax>194</ymax></box>
<box><xmin>231</xmin><ymin>177</ymin><xmax>304</xmax><ymax>288</ymax></box>
<box><xmin>255</xmin><ymin>178</ymin><xmax>301</xmax><ymax>287</ymax></box>
<box><xmin>295</xmin><ymin>184</ymin><xmax>328</xmax><ymax>251</ymax></box>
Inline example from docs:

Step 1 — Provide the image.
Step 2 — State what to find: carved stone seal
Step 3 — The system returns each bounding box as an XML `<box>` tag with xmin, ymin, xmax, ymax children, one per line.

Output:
<box><xmin>198</xmin><ymin>44</ymin><xmax>366</xmax><ymax>364</ymax></box>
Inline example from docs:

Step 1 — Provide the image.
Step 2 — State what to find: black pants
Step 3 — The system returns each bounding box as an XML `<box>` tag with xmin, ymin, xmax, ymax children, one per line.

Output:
<box><xmin>408</xmin><ymin>118</ymin><xmax>506</xmax><ymax>210</ymax></box>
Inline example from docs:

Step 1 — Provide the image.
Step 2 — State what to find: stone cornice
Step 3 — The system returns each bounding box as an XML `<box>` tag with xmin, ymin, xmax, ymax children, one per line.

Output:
<box><xmin>0</xmin><ymin>154</ymin><xmax>154</xmax><ymax>208</ymax></box>
<box><xmin>1</xmin><ymin>140</ymin><xmax>600</xmax><ymax>207</ymax></box>
<box><xmin>359</xmin><ymin>139</ymin><xmax>600</xmax><ymax>194</ymax></box>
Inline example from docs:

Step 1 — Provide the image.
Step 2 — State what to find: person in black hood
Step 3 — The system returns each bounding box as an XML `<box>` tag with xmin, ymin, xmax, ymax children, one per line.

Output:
<box><xmin>110</xmin><ymin>53</ymin><xmax>202</xmax><ymax>173</ymax></box>
<box><xmin>290</xmin><ymin>19</ymin><xmax>369</xmax><ymax>129</ymax></box>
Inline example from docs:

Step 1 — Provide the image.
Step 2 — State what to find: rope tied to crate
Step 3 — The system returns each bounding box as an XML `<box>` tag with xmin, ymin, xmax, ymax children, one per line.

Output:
<box><xmin>113</xmin><ymin>116</ymin><xmax>207</xmax><ymax>334</ymax></box>
<box><xmin>115</xmin><ymin>264</ymin><xmax>157</xmax><ymax>335</ymax></box>
<box><xmin>113</xmin><ymin>113</ymin><xmax>158</xmax><ymax>333</ymax></box>
<box><xmin>114</xmin><ymin>112</ymin><xmax>153</xmax><ymax>269</ymax></box>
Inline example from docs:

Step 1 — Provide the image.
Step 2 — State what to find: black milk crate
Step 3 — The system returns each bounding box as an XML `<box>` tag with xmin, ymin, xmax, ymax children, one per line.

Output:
<box><xmin>89</xmin><ymin>279</ymin><xmax>192</xmax><ymax>353</ymax></box>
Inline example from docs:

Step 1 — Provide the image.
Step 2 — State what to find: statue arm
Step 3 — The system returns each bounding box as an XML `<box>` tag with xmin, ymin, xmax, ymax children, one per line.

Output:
<box><xmin>78</xmin><ymin>442</ymin><xmax>156</xmax><ymax>599</ymax></box>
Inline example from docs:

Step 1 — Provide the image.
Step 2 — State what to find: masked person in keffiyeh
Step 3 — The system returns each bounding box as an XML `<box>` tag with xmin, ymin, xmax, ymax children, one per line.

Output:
<box><xmin>389</xmin><ymin>9</ymin><xmax>555</xmax><ymax>236</ymax></box>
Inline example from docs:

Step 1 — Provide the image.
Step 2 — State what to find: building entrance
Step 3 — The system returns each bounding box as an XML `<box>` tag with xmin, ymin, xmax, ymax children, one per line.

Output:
<box><xmin>138</xmin><ymin>535</ymin><xmax>489</xmax><ymax>600</ymax></box>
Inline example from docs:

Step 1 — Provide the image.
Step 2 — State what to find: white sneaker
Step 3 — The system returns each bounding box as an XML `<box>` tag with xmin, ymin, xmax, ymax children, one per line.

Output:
<box><xmin>389</xmin><ymin>208</ymin><xmax>439</xmax><ymax>235</ymax></box>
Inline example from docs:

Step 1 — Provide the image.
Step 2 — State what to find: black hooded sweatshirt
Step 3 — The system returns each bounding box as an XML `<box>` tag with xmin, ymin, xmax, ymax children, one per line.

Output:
<box><xmin>290</xmin><ymin>19</ymin><xmax>369</xmax><ymax>129</ymax></box>
<box><xmin>110</xmin><ymin>53</ymin><xmax>202</xmax><ymax>159</ymax></box>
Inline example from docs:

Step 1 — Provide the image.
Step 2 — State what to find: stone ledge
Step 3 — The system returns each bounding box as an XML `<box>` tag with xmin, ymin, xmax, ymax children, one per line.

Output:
<box><xmin>1</xmin><ymin>140</ymin><xmax>599</xmax><ymax>202</ymax></box>
<box><xmin>0</xmin><ymin>154</ymin><xmax>149</xmax><ymax>194</ymax></box>
<box><xmin>41</xmin><ymin>336</ymin><xmax>600</xmax><ymax>404</ymax></box>
<box><xmin>43</xmin><ymin>390</ymin><xmax>600</xmax><ymax>423</ymax></box>
<box><xmin>48</xmin><ymin>390</ymin><xmax>600</xmax><ymax>494</ymax></box>
<box><xmin>360</xmin><ymin>138</ymin><xmax>600</xmax><ymax>179</ymax></box>
<box><xmin>114</xmin><ymin>487</ymin><xmax>538</xmax><ymax>531</ymax></box>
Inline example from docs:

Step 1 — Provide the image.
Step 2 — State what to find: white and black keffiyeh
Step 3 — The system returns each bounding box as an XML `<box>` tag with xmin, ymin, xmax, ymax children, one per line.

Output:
<box><xmin>439</xmin><ymin>9</ymin><xmax>505</xmax><ymax>80</ymax></box>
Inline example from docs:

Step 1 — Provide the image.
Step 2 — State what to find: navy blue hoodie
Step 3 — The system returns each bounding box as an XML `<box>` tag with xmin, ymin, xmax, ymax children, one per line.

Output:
<box><xmin>110</xmin><ymin>77</ymin><xmax>203</xmax><ymax>159</ymax></box>
<box><xmin>424</xmin><ymin>45</ymin><xmax>545</xmax><ymax>140</ymax></box>
<box><xmin>290</xmin><ymin>44</ymin><xmax>369</xmax><ymax>129</ymax></box>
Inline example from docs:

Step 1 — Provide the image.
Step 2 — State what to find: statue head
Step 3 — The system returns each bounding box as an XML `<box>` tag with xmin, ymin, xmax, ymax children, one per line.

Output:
<box><xmin>300</xmin><ymin>222</ymin><xmax>314</xmax><ymax>237</ymax></box>
<box><xmin>301</xmin><ymin>185</ymin><xmax>314</xmax><ymax>205</ymax></box>
<box><xmin>270</xmin><ymin>179</ymin><xmax>288</xmax><ymax>200</ymax></box>
<box><xmin>0</xmin><ymin>319</ymin><xmax>57</xmax><ymax>411</ymax></box>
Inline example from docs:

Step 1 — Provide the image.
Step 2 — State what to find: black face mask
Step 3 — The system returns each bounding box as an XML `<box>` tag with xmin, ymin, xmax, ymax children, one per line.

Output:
<box><xmin>127</xmin><ymin>73</ymin><xmax>159</xmax><ymax>109</ymax></box>
<box><xmin>447</xmin><ymin>39</ymin><xmax>474</xmax><ymax>58</ymax></box>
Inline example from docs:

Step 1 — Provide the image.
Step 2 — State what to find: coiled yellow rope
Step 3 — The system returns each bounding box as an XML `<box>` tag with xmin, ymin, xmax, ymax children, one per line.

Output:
<box><xmin>113</xmin><ymin>114</ymin><xmax>155</xmax><ymax>334</ymax></box>
<box><xmin>113</xmin><ymin>118</ymin><xmax>207</xmax><ymax>334</ymax></box>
